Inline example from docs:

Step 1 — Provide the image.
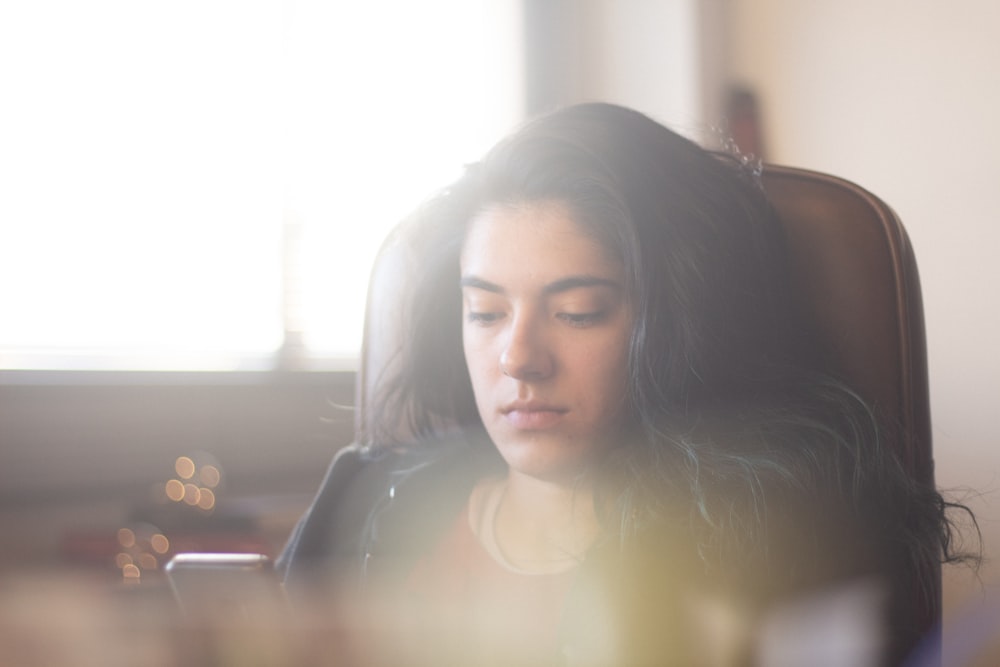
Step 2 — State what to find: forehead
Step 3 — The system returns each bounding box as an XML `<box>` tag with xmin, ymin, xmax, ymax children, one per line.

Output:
<box><xmin>460</xmin><ymin>201</ymin><xmax>622</xmax><ymax>280</ymax></box>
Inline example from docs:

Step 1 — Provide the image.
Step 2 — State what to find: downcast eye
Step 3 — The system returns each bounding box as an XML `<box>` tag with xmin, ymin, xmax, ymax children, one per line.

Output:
<box><xmin>467</xmin><ymin>311</ymin><xmax>504</xmax><ymax>326</ymax></box>
<box><xmin>556</xmin><ymin>312</ymin><xmax>605</xmax><ymax>327</ymax></box>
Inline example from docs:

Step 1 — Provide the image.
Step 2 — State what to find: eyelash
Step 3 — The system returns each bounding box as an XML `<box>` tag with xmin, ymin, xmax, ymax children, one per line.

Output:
<box><xmin>556</xmin><ymin>312</ymin><xmax>605</xmax><ymax>327</ymax></box>
<box><xmin>466</xmin><ymin>312</ymin><xmax>503</xmax><ymax>326</ymax></box>
<box><xmin>466</xmin><ymin>311</ymin><xmax>605</xmax><ymax>328</ymax></box>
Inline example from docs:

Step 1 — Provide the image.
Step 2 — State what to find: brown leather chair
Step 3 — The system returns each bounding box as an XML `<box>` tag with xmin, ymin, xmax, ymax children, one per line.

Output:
<box><xmin>763</xmin><ymin>165</ymin><xmax>938</xmax><ymax>658</ymax></box>
<box><xmin>762</xmin><ymin>165</ymin><xmax>933</xmax><ymax>489</ymax></box>
<box><xmin>354</xmin><ymin>164</ymin><xmax>939</xmax><ymax>659</ymax></box>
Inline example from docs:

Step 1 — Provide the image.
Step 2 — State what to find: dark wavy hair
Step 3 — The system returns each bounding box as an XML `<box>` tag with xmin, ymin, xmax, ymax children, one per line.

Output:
<box><xmin>366</xmin><ymin>102</ymin><xmax>976</xmax><ymax>660</ymax></box>
<box><xmin>371</xmin><ymin>103</ymin><xmax>812</xmax><ymax>435</ymax></box>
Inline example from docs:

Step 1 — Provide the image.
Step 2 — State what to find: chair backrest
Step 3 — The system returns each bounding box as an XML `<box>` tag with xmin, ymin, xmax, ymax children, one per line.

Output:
<box><xmin>761</xmin><ymin>165</ymin><xmax>933</xmax><ymax>486</ymax></box>
<box><xmin>763</xmin><ymin>165</ymin><xmax>939</xmax><ymax>655</ymax></box>
<box><xmin>354</xmin><ymin>163</ymin><xmax>939</xmax><ymax>651</ymax></box>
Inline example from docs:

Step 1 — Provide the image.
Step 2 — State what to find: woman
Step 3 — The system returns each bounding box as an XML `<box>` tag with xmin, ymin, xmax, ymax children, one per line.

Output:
<box><xmin>279</xmin><ymin>103</ymin><xmax>971</xmax><ymax>665</ymax></box>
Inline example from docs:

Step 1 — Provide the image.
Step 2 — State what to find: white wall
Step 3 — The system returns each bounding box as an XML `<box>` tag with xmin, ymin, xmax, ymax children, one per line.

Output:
<box><xmin>560</xmin><ymin>0</ymin><xmax>727</xmax><ymax>143</ymax></box>
<box><xmin>578</xmin><ymin>0</ymin><xmax>701</xmax><ymax>129</ymax></box>
<box><xmin>727</xmin><ymin>0</ymin><xmax>1000</xmax><ymax>651</ymax></box>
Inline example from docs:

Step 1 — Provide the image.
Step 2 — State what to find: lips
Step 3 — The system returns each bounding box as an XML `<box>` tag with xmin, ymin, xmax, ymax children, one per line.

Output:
<box><xmin>500</xmin><ymin>401</ymin><xmax>567</xmax><ymax>430</ymax></box>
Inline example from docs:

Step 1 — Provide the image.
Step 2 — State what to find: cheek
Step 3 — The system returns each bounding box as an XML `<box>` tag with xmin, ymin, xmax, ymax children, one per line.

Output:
<box><xmin>584</xmin><ymin>334</ymin><xmax>631</xmax><ymax>409</ymax></box>
<box><xmin>462</xmin><ymin>331</ymin><xmax>494</xmax><ymax>391</ymax></box>
<box><xmin>592</xmin><ymin>358</ymin><xmax>628</xmax><ymax>403</ymax></box>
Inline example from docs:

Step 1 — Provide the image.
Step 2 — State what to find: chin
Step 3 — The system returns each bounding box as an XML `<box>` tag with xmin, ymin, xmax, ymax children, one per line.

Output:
<box><xmin>494</xmin><ymin>434</ymin><xmax>593</xmax><ymax>482</ymax></box>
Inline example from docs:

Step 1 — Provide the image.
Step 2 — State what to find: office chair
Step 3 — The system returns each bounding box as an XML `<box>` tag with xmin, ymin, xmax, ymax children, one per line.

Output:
<box><xmin>762</xmin><ymin>165</ymin><xmax>938</xmax><ymax>661</ymax></box>
<box><xmin>353</xmin><ymin>164</ymin><xmax>939</xmax><ymax>661</ymax></box>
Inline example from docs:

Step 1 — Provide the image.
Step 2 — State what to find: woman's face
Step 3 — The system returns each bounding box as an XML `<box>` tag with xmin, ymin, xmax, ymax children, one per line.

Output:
<box><xmin>460</xmin><ymin>200</ymin><xmax>632</xmax><ymax>483</ymax></box>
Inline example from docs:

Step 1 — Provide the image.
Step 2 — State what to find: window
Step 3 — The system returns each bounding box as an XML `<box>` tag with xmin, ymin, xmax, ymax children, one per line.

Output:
<box><xmin>0</xmin><ymin>0</ymin><xmax>523</xmax><ymax>371</ymax></box>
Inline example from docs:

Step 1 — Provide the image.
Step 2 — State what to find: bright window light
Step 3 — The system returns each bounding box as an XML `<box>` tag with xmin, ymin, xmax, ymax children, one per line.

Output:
<box><xmin>0</xmin><ymin>0</ymin><xmax>523</xmax><ymax>371</ymax></box>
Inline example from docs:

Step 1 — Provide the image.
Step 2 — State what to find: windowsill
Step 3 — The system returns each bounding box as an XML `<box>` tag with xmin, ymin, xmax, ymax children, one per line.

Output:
<box><xmin>0</xmin><ymin>367</ymin><xmax>355</xmax><ymax>387</ymax></box>
<box><xmin>0</xmin><ymin>337</ymin><xmax>360</xmax><ymax>382</ymax></box>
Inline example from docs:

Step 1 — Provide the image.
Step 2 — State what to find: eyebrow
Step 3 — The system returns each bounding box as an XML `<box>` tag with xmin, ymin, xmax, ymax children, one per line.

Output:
<box><xmin>460</xmin><ymin>274</ymin><xmax>622</xmax><ymax>295</ymax></box>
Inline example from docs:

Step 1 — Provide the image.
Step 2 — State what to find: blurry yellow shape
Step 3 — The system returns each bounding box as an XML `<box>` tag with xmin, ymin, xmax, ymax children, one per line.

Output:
<box><xmin>150</xmin><ymin>533</ymin><xmax>170</xmax><ymax>554</ymax></box>
<box><xmin>138</xmin><ymin>553</ymin><xmax>158</xmax><ymax>570</ymax></box>
<box><xmin>115</xmin><ymin>552</ymin><xmax>133</xmax><ymax>569</ymax></box>
<box><xmin>175</xmin><ymin>456</ymin><xmax>196</xmax><ymax>480</ymax></box>
<box><xmin>197</xmin><ymin>488</ymin><xmax>216</xmax><ymax>511</ymax></box>
<box><xmin>199</xmin><ymin>464</ymin><xmax>221</xmax><ymax>488</ymax></box>
<box><xmin>122</xmin><ymin>563</ymin><xmax>141</xmax><ymax>583</ymax></box>
<box><xmin>182</xmin><ymin>483</ymin><xmax>201</xmax><ymax>505</ymax></box>
<box><xmin>165</xmin><ymin>479</ymin><xmax>185</xmax><ymax>502</ymax></box>
<box><xmin>117</xmin><ymin>527</ymin><xmax>136</xmax><ymax>548</ymax></box>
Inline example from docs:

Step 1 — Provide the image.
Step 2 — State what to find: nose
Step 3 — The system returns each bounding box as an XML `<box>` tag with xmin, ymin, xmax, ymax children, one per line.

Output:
<box><xmin>499</xmin><ymin>313</ymin><xmax>553</xmax><ymax>380</ymax></box>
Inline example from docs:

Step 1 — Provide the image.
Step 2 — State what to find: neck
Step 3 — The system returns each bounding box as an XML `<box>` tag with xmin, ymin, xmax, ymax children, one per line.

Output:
<box><xmin>491</xmin><ymin>468</ymin><xmax>600</xmax><ymax>571</ymax></box>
